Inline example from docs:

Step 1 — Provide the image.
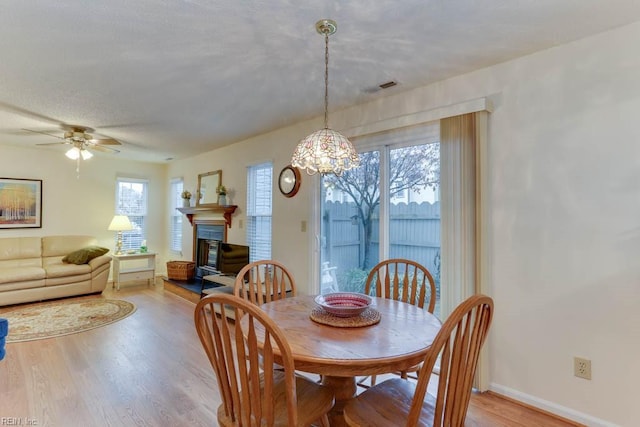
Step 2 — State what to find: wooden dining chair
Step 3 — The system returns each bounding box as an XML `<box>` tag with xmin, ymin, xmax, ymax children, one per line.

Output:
<box><xmin>234</xmin><ymin>260</ymin><xmax>296</xmax><ymax>305</ymax></box>
<box><xmin>361</xmin><ymin>258</ymin><xmax>437</xmax><ymax>386</ymax></box>
<box><xmin>194</xmin><ymin>293</ymin><xmax>334</xmax><ymax>427</ymax></box>
<box><xmin>343</xmin><ymin>294</ymin><xmax>494</xmax><ymax>427</ymax></box>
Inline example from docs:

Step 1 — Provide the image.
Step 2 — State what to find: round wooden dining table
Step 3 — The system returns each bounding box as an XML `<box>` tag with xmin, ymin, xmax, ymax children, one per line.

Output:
<box><xmin>246</xmin><ymin>294</ymin><xmax>442</xmax><ymax>426</ymax></box>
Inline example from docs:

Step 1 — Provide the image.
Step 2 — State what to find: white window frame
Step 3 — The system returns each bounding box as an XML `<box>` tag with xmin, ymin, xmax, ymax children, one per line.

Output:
<box><xmin>115</xmin><ymin>177</ymin><xmax>148</xmax><ymax>251</ymax></box>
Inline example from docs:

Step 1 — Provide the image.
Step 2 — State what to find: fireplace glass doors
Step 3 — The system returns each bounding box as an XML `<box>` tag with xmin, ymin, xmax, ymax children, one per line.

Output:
<box><xmin>194</xmin><ymin>223</ymin><xmax>224</xmax><ymax>279</ymax></box>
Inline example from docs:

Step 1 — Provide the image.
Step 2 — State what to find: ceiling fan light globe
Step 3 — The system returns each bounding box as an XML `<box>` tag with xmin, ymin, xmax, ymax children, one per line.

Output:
<box><xmin>65</xmin><ymin>147</ymin><xmax>80</xmax><ymax>160</ymax></box>
<box><xmin>80</xmin><ymin>149</ymin><xmax>93</xmax><ymax>160</ymax></box>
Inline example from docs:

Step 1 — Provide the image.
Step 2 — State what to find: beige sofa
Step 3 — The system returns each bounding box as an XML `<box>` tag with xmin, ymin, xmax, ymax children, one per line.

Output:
<box><xmin>0</xmin><ymin>235</ymin><xmax>112</xmax><ymax>306</ymax></box>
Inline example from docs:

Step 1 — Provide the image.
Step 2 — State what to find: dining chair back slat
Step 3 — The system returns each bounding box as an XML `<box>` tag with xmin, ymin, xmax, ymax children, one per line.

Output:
<box><xmin>365</xmin><ymin>258</ymin><xmax>436</xmax><ymax>313</ymax></box>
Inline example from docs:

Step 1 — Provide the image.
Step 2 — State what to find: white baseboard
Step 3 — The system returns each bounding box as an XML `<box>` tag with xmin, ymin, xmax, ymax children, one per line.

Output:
<box><xmin>489</xmin><ymin>383</ymin><xmax>620</xmax><ymax>427</ymax></box>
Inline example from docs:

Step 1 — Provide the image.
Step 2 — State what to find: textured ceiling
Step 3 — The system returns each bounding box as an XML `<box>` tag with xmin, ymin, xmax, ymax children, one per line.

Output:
<box><xmin>1</xmin><ymin>1</ymin><xmax>639</xmax><ymax>162</ymax></box>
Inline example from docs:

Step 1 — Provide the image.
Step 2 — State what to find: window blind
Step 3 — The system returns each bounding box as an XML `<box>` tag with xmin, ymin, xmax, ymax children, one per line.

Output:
<box><xmin>170</xmin><ymin>178</ymin><xmax>183</xmax><ymax>252</ymax></box>
<box><xmin>247</xmin><ymin>162</ymin><xmax>273</xmax><ymax>262</ymax></box>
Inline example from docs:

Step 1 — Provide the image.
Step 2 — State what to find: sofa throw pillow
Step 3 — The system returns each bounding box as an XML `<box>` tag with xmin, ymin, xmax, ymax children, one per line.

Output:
<box><xmin>62</xmin><ymin>246</ymin><xmax>110</xmax><ymax>265</ymax></box>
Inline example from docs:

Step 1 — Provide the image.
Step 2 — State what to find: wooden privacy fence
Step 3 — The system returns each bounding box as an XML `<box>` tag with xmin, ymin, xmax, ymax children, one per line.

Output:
<box><xmin>321</xmin><ymin>201</ymin><xmax>441</xmax><ymax>279</ymax></box>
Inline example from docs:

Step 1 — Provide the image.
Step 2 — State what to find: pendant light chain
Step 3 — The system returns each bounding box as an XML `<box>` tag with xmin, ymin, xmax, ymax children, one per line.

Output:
<box><xmin>324</xmin><ymin>31</ymin><xmax>330</xmax><ymax>129</ymax></box>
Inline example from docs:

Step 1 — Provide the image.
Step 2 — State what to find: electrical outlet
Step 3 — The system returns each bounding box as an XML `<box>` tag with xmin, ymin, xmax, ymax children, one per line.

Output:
<box><xmin>574</xmin><ymin>357</ymin><xmax>591</xmax><ymax>380</ymax></box>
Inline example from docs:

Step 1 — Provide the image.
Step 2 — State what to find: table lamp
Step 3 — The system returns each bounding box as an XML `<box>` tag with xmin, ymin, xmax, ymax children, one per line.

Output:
<box><xmin>108</xmin><ymin>215</ymin><xmax>133</xmax><ymax>255</ymax></box>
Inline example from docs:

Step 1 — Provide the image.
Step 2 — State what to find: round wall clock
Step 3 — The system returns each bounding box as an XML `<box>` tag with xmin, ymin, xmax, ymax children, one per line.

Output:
<box><xmin>278</xmin><ymin>165</ymin><xmax>301</xmax><ymax>198</ymax></box>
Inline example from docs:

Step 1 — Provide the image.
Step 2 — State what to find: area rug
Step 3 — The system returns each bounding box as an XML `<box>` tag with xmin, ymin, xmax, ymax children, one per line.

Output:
<box><xmin>1</xmin><ymin>297</ymin><xmax>136</xmax><ymax>343</ymax></box>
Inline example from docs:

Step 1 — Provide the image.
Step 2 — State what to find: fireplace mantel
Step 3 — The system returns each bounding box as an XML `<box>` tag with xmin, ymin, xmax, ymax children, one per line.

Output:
<box><xmin>177</xmin><ymin>205</ymin><xmax>238</xmax><ymax>228</ymax></box>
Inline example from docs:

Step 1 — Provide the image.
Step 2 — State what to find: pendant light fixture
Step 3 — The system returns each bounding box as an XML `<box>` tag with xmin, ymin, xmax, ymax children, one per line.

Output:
<box><xmin>291</xmin><ymin>19</ymin><xmax>359</xmax><ymax>176</ymax></box>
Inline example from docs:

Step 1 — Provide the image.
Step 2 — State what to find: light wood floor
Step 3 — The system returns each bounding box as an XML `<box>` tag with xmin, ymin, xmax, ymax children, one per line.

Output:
<box><xmin>0</xmin><ymin>281</ymin><xmax>582</xmax><ymax>426</ymax></box>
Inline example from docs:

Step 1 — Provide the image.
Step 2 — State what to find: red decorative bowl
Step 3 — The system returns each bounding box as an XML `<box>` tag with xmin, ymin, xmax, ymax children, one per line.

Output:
<box><xmin>314</xmin><ymin>292</ymin><xmax>372</xmax><ymax>318</ymax></box>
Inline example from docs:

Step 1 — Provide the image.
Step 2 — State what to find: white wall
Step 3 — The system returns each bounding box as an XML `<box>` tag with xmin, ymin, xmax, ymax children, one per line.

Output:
<box><xmin>169</xmin><ymin>21</ymin><xmax>640</xmax><ymax>426</ymax></box>
<box><xmin>472</xmin><ymin>23</ymin><xmax>640</xmax><ymax>427</ymax></box>
<box><xmin>486</xmin><ymin>24</ymin><xmax>640</xmax><ymax>426</ymax></box>
<box><xmin>0</xmin><ymin>144</ymin><xmax>168</xmax><ymax>276</ymax></box>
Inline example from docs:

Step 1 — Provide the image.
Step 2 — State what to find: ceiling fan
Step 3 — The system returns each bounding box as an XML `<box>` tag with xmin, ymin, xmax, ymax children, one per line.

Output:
<box><xmin>23</xmin><ymin>125</ymin><xmax>122</xmax><ymax>157</ymax></box>
<box><xmin>22</xmin><ymin>125</ymin><xmax>122</xmax><ymax>178</ymax></box>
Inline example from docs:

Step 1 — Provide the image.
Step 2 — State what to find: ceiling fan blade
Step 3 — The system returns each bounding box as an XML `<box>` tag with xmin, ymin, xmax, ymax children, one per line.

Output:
<box><xmin>90</xmin><ymin>144</ymin><xmax>120</xmax><ymax>154</ymax></box>
<box><xmin>36</xmin><ymin>142</ymin><xmax>69</xmax><ymax>146</ymax></box>
<box><xmin>91</xmin><ymin>137</ymin><xmax>121</xmax><ymax>146</ymax></box>
<box><xmin>94</xmin><ymin>122</ymin><xmax>157</xmax><ymax>129</ymax></box>
<box><xmin>22</xmin><ymin>128</ymin><xmax>66</xmax><ymax>140</ymax></box>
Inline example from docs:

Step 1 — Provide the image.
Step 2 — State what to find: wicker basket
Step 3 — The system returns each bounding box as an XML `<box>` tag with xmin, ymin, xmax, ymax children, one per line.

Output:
<box><xmin>167</xmin><ymin>261</ymin><xmax>195</xmax><ymax>280</ymax></box>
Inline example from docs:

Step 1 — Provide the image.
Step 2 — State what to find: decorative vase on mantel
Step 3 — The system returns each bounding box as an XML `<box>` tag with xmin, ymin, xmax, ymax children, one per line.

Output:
<box><xmin>218</xmin><ymin>194</ymin><xmax>227</xmax><ymax>206</ymax></box>
<box><xmin>182</xmin><ymin>198</ymin><xmax>191</xmax><ymax>208</ymax></box>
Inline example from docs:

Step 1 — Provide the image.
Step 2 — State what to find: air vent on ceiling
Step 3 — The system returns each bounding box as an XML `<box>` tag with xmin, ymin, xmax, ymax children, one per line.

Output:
<box><xmin>379</xmin><ymin>81</ymin><xmax>397</xmax><ymax>89</ymax></box>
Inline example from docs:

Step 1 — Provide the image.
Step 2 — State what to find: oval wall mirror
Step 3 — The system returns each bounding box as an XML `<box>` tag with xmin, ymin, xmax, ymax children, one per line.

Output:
<box><xmin>196</xmin><ymin>170</ymin><xmax>222</xmax><ymax>206</ymax></box>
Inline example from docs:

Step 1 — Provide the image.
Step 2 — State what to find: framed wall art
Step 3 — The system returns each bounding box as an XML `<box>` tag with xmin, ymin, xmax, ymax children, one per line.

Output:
<box><xmin>0</xmin><ymin>178</ymin><xmax>42</xmax><ymax>229</ymax></box>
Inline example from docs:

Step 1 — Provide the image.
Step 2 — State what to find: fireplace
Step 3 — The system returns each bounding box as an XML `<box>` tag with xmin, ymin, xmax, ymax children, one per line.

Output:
<box><xmin>193</xmin><ymin>222</ymin><xmax>225</xmax><ymax>279</ymax></box>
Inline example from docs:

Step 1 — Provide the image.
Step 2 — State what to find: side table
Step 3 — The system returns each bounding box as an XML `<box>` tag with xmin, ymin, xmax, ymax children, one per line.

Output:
<box><xmin>111</xmin><ymin>252</ymin><xmax>156</xmax><ymax>291</ymax></box>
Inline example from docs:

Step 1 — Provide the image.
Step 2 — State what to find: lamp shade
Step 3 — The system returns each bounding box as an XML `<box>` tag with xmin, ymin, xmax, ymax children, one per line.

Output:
<box><xmin>292</xmin><ymin>128</ymin><xmax>360</xmax><ymax>175</ymax></box>
<box><xmin>108</xmin><ymin>215</ymin><xmax>133</xmax><ymax>231</ymax></box>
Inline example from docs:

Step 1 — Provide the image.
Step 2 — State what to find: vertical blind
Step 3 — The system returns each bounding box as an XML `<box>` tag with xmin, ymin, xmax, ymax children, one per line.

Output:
<box><xmin>246</xmin><ymin>162</ymin><xmax>273</xmax><ymax>262</ymax></box>
<box><xmin>170</xmin><ymin>178</ymin><xmax>183</xmax><ymax>252</ymax></box>
<box><xmin>115</xmin><ymin>177</ymin><xmax>148</xmax><ymax>250</ymax></box>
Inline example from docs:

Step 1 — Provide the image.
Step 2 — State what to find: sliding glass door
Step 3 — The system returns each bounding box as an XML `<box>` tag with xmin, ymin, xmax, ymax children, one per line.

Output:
<box><xmin>319</xmin><ymin>123</ymin><xmax>441</xmax><ymax>316</ymax></box>
<box><xmin>320</xmin><ymin>148</ymin><xmax>381</xmax><ymax>295</ymax></box>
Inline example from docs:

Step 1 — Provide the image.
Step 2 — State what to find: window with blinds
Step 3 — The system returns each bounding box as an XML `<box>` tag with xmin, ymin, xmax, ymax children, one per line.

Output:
<box><xmin>246</xmin><ymin>162</ymin><xmax>273</xmax><ymax>262</ymax></box>
<box><xmin>170</xmin><ymin>178</ymin><xmax>183</xmax><ymax>253</ymax></box>
<box><xmin>115</xmin><ymin>177</ymin><xmax>148</xmax><ymax>250</ymax></box>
